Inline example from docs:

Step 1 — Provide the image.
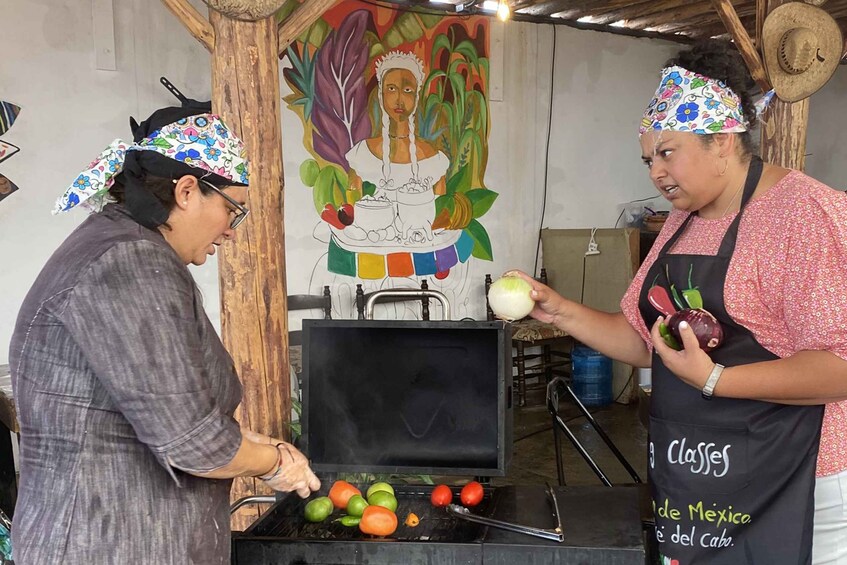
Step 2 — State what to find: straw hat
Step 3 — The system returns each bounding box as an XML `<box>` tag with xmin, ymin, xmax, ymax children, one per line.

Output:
<box><xmin>762</xmin><ymin>2</ymin><xmax>843</xmax><ymax>102</ymax></box>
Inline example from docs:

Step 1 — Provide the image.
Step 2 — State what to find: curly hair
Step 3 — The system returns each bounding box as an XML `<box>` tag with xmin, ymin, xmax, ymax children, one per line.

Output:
<box><xmin>666</xmin><ymin>40</ymin><xmax>759</xmax><ymax>157</ymax></box>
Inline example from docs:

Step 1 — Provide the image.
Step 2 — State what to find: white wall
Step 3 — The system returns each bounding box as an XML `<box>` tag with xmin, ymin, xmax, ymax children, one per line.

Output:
<box><xmin>806</xmin><ymin>67</ymin><xmax>847</xmax><ymax>190</ymax></box>
<box><xmin>542</xmin><ymin>27</ymin><xmax>677</xmax><ymax>228</ymax></box>
<box><xmin>6</xmin><ymin>1</ymin><xmax>840</xmax><ymax>364</ymax></box>
<box><xmin>0</xmin><ymin>0</ymin><xmax>217</xmax><ymax>367</ymax></box>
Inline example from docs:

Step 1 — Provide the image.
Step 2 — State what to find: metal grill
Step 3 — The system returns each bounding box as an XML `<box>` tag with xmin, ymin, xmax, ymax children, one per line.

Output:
<box><xmin>248</xmin><ymin>485</ymin><xmax>489</xmax><ymax>543</ymax></box>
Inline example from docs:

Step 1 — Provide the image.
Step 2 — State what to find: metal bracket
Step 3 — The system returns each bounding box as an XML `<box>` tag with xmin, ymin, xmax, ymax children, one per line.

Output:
<box><xmin>230</xmin><ymin>495</ymin><xmax>278</xmax><ymax>514</ymax></box>
<box><xmin>547</xmin><ymin>377</ymin><xmax>642</xmax><ymax>486</ymax></box>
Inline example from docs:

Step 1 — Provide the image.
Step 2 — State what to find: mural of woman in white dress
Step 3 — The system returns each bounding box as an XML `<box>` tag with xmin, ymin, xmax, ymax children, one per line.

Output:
<box><xmin>345</xmin><ymin>51</ymin><xmax>450</xmax><ymax>245</ymax></box>
<box><xmin>282</xmin><ymin>6</ymin><xmax>494</xmax><ymax>319</ymax></box>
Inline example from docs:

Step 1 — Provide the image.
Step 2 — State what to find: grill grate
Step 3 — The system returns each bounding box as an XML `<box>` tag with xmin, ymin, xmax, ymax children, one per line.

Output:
<box><xmin>249</xmin><ymin>484</ymin><xmax>490</xmax><ymax>543</ymax></box>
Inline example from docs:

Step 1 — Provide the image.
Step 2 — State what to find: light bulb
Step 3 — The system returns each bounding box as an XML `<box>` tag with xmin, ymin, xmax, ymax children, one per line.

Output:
<box><xmin>496</xmin><ymin>0</ymin><xmax>510</xmax><ymax>21</ymax></box>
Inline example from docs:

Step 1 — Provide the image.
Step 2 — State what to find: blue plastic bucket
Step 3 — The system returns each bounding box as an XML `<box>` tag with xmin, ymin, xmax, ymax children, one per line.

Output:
<box><xmin>571</xmin><ymin>345</ymin><xmax>613</xmax><ymax>407</ymax></box>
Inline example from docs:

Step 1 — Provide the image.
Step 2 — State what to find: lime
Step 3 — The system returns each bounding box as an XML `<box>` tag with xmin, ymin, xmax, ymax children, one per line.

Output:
<box><xmin>299</xmin><ymin>159</ymin><xmax>320</xmax><ymax>187</ymax></box>
<box><xmin>367</xmin><ymin>482</ymin><xmax>395</xmax><ymax>499</ymax></box>
<box><xmin>367</xmin><ymin>490</ymin><xmax>398</xmax><ymax>512</ymax></box>
<box><xmin>346</xmin><ymin>494</ymin><xmax>369</xmax><ymax>517</ymax></box>
<box><xmin>304</xmin><ymin>496</ymin><xmax>333</xmax><ymax>523</ymax></box>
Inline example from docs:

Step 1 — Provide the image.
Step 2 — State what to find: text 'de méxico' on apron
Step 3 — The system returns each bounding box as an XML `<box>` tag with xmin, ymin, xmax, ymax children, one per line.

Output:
<box><xmin>637</xmin><ymin>157</ymin><xmax>824</xmax><ymax>565</ymax></box>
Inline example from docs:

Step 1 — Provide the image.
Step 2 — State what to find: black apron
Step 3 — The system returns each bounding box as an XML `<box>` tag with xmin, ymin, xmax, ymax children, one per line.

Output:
<box><xmin>638</xmin><ymin>157</ymin><xmax>824</xmax><ymax>565</ymax></box>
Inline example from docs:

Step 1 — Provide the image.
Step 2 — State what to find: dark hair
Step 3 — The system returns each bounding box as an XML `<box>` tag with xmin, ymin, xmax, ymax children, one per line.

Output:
<box><xmin>108</xmin><ymin>173</ymin><xmax>214</xmax><ymax>229</ymax></box>
<box><xmin>665</xmin><ymin>40</ymin><xmax>758</xmax><ymax>158</ymax></box>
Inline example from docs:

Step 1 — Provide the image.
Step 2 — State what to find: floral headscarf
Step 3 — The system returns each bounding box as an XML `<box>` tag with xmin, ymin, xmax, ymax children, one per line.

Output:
<box><xmin>54</xmin><ymin>113</ymin><xmax>248</xmax><ymax>216</ymax></box>
<box><xmin>639</xmin><ymin>66</ymin><xmax>749</xmax><ymax>136</ymax></box>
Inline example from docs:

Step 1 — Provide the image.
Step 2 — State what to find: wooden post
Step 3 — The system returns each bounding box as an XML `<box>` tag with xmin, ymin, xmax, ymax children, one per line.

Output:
<box><xmin>161</xmin><ymin>0</ymin><xmax>335</xmax><ymax>533</ymax></box>
<box><xmin>709</xmin><ymin>0</ymin><xmax>770</xmax><ymax>93</ymax></box>
<box><xmin>760</xmin><ymin>0</ymin><xmax>810</xmax><ymax>170</ymax></box>
<box><xmin>761</xmin><ymin>99</ymin><xmax>810</xmax><ymax>170</ymax></box>
<box><xmin>210</xmin><ymin>10</ymin><xmax>290</xmax><ymax>531</ymax></box>
<box><xmin>755</xmin><ymin>0</ymin><xmax>766</xmax><ymax>47</ymax></box>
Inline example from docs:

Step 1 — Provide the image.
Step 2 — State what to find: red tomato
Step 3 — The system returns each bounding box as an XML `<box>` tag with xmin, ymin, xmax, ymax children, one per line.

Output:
<box><xmin>460</xmin><ymin>481</ymin><xmax>484</xmax><ymax>507</ymax></box>
<box><xmin>430</xmin><ymin>484</ymin><xmax>453</xmax><ymax>507</ymax></box>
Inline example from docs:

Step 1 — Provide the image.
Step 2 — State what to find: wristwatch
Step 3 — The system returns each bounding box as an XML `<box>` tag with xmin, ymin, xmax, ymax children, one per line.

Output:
<box><xmin>702</xmin><ymin>363</ymin><xmax>725</xmax><ymax>400</ymax></box>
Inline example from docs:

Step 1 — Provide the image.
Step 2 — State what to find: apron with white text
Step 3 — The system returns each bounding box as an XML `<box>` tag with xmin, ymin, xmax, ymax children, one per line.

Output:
<box><xmin>638</xmin><ymin>157</ymin><xmax>823</xmax><ymax>564</ymax></box>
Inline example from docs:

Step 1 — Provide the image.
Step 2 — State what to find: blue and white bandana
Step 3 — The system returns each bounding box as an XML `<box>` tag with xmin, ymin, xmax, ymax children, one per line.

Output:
<box><xmin>54</xmin><ymin>113</ymin><xmax>249</xmax><ymax>214</ymax></box>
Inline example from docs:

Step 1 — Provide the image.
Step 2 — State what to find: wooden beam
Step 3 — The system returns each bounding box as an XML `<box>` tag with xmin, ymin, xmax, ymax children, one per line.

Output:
<box><xmin>624</xmin><ymin>1</ymin><xmax>752</xmax><ymax>30</ymax></box>
<box><xmin>517</xmin><ymin>0</ymin><xmax>569</xmax><ymax>17</ymax></box>
<box><xmin>755</xmin><ymin>0</ymin><xmax>766</xmax><ymax>47</ymax></box>
<box><xmin>589</xmin><ymin>0</ymin><xmax>699</xmax><ymax>26</ymax></box>
<box><xmin>278</xmin><ymin>0</ymin><xmax>337</xmax><ymax>56</ymax></box>
<box><xmin>552</xmin><ymin>0</ymin><xmax>655</xmax><ymax>20</ymax></box>
<box><xmin>710</xmin><ymin>0</ymin><xmax>770</xmax><ymax>92</ymax></box>
<box><xmin>760</xmin><ymin>0</ymin><xmax>810</xmax><ymax>171</ymax></box>
<box><xmin>160</xmin><ymin>0</ymin><xmax>215</xmax><ymax>52</ymax></box>
<box><xmin>209</xmin><ymin>9</ymin><xmax>290</xmax><ymax>531</ymax></box>
<box><xmin>657</xmin><ymin>5</ymin><xmax>754</xmax><ymax>33</ymax></box>
<box><xmin>510</xmin><ymin>12</ymin><xmax>695</xmax><ymax>43</ymax></box>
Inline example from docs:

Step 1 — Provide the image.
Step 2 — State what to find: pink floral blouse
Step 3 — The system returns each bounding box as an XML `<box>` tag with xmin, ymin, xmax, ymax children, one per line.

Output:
<box><xmin>621</xmin><ymin>170</ymin><xmax>847</xmax><ymax>477</ymax></box>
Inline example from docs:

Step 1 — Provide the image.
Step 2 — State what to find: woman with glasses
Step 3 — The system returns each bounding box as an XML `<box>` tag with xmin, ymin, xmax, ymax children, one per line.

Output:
<box><xmin>9</xmin><ymin>106</ymin><xmax>319</xmax><ymax>564</ymax></box>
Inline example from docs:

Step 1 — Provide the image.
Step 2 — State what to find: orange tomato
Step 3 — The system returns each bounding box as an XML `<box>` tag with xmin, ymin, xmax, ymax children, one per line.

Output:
<box><xmin>328</xmin><ymin>480</ymin><xmax>361</xmax><ymax>510</ymax></box>
<box><xmin>359</xmin><ymin>505</ymin><xmax>398</xmax><ymax>537</ymax></box>
<box><xmin>404</xmin><ymin>512</ymin><xmax>420</xmax><ymax>527</ymax></box>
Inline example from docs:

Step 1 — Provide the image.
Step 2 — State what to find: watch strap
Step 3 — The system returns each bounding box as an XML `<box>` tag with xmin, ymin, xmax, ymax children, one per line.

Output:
<box><xmin>702</xmin><ymin>363</ymin><xmax>725</xmax><ymax>400</ymax></box>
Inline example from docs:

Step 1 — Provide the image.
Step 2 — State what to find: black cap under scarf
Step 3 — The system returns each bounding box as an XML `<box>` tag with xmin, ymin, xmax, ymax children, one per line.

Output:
<box><xmin>122</xmin><ymin>102</ymin><xmax>238</xmax><ymax>230</ymax></box>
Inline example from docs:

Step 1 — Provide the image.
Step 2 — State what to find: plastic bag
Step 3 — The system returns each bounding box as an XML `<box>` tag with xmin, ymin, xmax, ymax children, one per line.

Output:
<box><xmin>0</xmin><ymin>508</ymin><xmax>11</xmax><ymax>564</ymax></box>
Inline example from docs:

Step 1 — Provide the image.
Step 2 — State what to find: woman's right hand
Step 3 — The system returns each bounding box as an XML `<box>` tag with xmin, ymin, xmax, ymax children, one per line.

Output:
<box><xmin>244</xmin><ymin>430</ymin><xmax>321</xmax><ymax>498</ymax></box>
<box><xmin>503</xmin><ymin>270</ymin><xmax>569</xmax><ymax>326</ymax></box>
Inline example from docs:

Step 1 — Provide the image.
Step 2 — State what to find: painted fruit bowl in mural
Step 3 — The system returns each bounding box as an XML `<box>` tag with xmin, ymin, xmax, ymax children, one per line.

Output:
<box><xmin>332</xmin><ymin>224</ymin><xmax>462</xmax><ymax>253</ymax></box>
<box><xmin>353</xmin><ymin>196</ymin><xmax>395</xmax><ymax>232</ymax></box>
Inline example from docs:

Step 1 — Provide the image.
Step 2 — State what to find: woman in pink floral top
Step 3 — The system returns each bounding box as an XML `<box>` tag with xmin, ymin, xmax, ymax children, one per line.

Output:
<box><xmin>512</xmin><ymin>41</ymin><xmax>847</xmax><ymax>564</ymax></box>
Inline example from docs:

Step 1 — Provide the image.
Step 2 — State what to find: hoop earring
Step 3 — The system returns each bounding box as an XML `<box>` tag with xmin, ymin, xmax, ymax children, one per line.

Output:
<box><xmin>717</xmin><ymin>158</ymin><xmax>729</xmax><ymax>177</ymax></box>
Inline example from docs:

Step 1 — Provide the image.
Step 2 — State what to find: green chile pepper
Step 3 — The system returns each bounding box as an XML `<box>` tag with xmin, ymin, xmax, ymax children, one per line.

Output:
<box><xmin>659</xmin><ymin>322</ymin><xmax>681</xmax><ymax>350</ymax></box>
<box><xmin>335</xmin><ymin>515</ymin><xmax>361</xmax><ymax>527</ymax></box>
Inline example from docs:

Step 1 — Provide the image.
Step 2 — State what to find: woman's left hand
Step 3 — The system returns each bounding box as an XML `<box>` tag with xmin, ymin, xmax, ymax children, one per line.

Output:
<box><xmin>650</xmin><ymin>317</ymin><xmax>715</xmax><ymax>389</ymax></box>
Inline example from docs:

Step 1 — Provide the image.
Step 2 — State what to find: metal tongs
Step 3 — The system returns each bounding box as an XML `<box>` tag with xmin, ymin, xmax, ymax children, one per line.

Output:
<box><xmin>446</xmin><ymin>484</ymin><xmax>564</xmax><ymax>543</ymax></box>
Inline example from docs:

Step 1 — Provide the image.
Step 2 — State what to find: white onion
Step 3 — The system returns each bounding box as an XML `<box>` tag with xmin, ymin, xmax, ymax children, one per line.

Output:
<box><xmin>488</xmin><ymin>275</ymin><xmax>535</xmax><ymax>321</ymax></box>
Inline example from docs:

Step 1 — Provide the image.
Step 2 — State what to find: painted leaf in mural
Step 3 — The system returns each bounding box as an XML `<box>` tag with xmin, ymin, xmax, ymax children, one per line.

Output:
<box><xmin>283</xmin><ymin>44</ymin><xmax>317</xmax><ymax>121</ymax></box>
<box><xmin>465</xmin><ymin>219</ymin><xmax>493</xmax><ymax>261</ymax></box>
<box><xmin>311</xmin><ymin>10</ymin><xmax>371</xmax><ymax>169</ymax></box>
<box><xmin>0</xmin><ymin>102</ymin><xmax>20</xmax><ymax>137</ymax></box>
<box><xmin>0</xmin><ymin>174</ymin><xmax>19</xmax><ymax>203</ymax></box>
<box><xmin>0</xmin><ymin>141</ymin><xmax>19</xmax><ymax>166</ymax></box>
<box><xmin>465</xmin><ymin>188</ymin><xmax>497</xmax><ymax>218</ymax></box>
<box><xmin>0</xmin><ymin>101</ymin><xmax>21</xmax><ymax>204</ymax></box>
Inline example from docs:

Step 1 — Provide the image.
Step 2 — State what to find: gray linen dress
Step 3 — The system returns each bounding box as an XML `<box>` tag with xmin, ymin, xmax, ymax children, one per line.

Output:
<box><xmin>9</xmin><ymin>204</ymin><xmax>243</xmax><ymax>564</ymax></box>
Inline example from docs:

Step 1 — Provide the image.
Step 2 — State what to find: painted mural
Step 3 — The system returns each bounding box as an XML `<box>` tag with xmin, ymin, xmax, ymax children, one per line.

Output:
<box><xmin>0</xmin><ymin>101</ymin><xmax>21</xmax><ymax>204</ymax></box>
<box><xmin>280</xmin><ymin>1</ymin><xmax>494</xmax><ymax>319</ymax></box>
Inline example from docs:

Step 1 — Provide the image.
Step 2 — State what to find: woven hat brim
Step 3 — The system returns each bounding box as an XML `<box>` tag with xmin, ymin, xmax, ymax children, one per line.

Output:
<box><xmin>762</xmin><ymin>2</ymin><xmax>842</xmax><ymax>102</ymax></box>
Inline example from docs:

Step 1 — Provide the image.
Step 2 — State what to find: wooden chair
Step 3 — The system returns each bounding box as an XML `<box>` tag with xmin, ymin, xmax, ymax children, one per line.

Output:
<box><xmin>288</xmin><ymin>286</ymin><xmax>332</xmax><ymax>348</ymax></box>
<box><xmin>486</xmin><ymin>269</ymin><xmax>572</xmax><ymax>406</ymax></box>
<box><xmin>355</xmin><ymin>280</ymin><xmax>431</xmax><ymax>320</ymax></box>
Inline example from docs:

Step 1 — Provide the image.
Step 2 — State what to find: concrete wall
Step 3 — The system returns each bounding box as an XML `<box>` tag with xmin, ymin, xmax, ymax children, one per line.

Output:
<box><xmin>1</xmin><ymin>0</ymin><xmax>843</xmax><ymax>364</ymax></box>
<box><xmin>806</xmin><ymin>67</ymin><xmax>847</xmax><ymax>190</ymax></box>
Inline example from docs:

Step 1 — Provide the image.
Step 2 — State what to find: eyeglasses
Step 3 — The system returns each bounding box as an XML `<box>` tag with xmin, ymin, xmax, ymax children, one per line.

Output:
<box><xmin>199</xmin><ymin>179</ymin><xmax>250</xmax><ymax>230</ymax></box>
